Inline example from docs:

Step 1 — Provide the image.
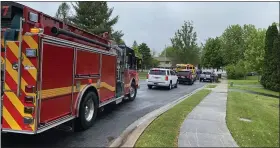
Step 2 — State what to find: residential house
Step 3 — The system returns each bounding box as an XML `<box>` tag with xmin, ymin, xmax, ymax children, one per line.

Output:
<box><xmin>154</xmin><ymin>57</ymin><xmax>175</xmax><ymax>69</ymax></box>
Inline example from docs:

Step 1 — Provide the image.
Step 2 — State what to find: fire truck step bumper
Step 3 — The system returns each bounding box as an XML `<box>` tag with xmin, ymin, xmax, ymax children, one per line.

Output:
<box><xmin>37</xmin><ymin>115</ymin><xmax>75</xmax><ymax>134</ymax></box>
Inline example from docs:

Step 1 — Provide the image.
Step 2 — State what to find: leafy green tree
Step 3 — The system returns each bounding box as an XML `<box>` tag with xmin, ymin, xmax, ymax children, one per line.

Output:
<box><xmin>151</xmin><ymin>58</ymin><xmax>160</xmax><ymax>68</ymax></box>
<box><xmin>111</xmin><ymin>31</ymin><xmax>125</xmax><ymax>44</ymax></box>
<box><xmin>55</xmin><ymin>2</ymin><xmax>71</xmax><ymax>23</ymax></box>
<box><xmin>119</xmin><ymin>39</ymin><xmax>125</xmax><ymax>45</ymax></box>
<box><xmin>132</xmin><ymin>40</ymin><xmax>142</xmax><ymax>58</ymax></box>
<box><xmin>201</xmin><ymin>37</ymin><xmax>224</xmax><ymax>70</ymax></box>
<box><xmin>71</xmin><ymin>2</ymin><xmax>124</xmax><ymax>43</ymax></box>
<box><xmin>261</xmin><ymin>23</ymin><xmax>279</xmax><ymax>90</ymax></box>
<box><xmin>170</xmin><ymin>21</ymin><xmax>200</xmax><ymax>65</ymax></box>
<box><xmin>220</xmin><ymin>25</ymin><xmax>245</xmax><ymax>65</ymax></box>
<box><xmin>160</xmin><ymin>46</ymin><xmax>175</xmax><ymax>57</ymax></box>
<box><xmin>243</xmin><ymin>25</ymin><xmax>266</xmax><ymax>76</ymax></box>
<box><xmin>138</xmin><ymin>43</ymin><xmax>152</xmax><ymax>69</ymax></box>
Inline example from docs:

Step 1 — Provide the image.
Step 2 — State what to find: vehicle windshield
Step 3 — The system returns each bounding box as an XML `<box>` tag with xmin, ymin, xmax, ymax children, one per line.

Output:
<box><xmin>176</xmin><ymin>65</ymin><xmax>186</xmax><ymax>69</ymax></box>
<box><xmin>203</xmin><ymin>72</ymin><xmax>212</xmax><ymax>75</ymax></box>
<box><xmin>177</xmin><ymin>71</ymin><xmax>191</xmax><ymax>76</ymax></box>
<box><xmin>149</xmin><ymin>70</ymin><xmax>166</xmax><ymax>75</ymax></box>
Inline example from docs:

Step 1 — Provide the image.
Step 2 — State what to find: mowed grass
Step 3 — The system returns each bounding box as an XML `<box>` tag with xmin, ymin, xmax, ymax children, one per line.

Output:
<box><xmin>228</xmin><ymin>75</ymin><xmax>279</xmax><ymax>97</ymax></box>
<box><xmin>226</xmin><ymin>91</ymin><xmax>279</xmax><ymax>147</ymax></box>
<box><xmin>135</xmin><ymin>89</ymin><xmax>211</xmax><ymax>147</ymax></box>
<box><xmin>228</xmin><ymin>79</ymin><xmax>260</xmax><ymax>85</ymax></box>
<box><xmin>206</xmin><ymin>84</ymin><xmax>217</xmax><ymax>88</ymax></box>
<box><xmin>228</xmin><ymin>75</ymin><xmax>260</xmax><ymax>85</ymax></box>
<box><xmin>245</xmin><ymin>75</ymin><xmax>260</xmax><ymax>80</ymax></box>
<box><xmin>139</xmin><ymin>71</ymin><xmax>148</xmax><ymax>80</ymax></box>
<box><xmin>230</xmin><ymin>85</ymin><xmax>279</xmax><ymax>96</ymax></box>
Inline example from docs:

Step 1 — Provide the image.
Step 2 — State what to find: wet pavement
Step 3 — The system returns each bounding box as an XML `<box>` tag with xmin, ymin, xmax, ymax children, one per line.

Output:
<box><xmin>2</xmin><ymin>80</ymin><xmax>206</xmax><ymax>147</ymax></box>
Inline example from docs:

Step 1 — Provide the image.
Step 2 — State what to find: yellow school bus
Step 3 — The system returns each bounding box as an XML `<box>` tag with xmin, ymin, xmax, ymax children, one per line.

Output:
<box><xmin>176</xmin><ymin>64</ymin><xmax>196</xmax><ymax>78</ymax></box>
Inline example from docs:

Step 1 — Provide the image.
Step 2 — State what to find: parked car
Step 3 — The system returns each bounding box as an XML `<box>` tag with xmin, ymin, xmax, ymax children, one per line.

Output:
<box><xmin>247</xmin><ymin>72</ymin><xmax>257</xmax><ymax>76</ymax></box>
<box><xmin>177</xmin><ymin>70</ymin><xmax>195</xmax><ymax>85</ymax></box>
<box><xmin>147</xmin><ymin>68</ymin><xmax>178</xmax><ymax>90</ymax></box>
<box><xmin>200</xmin><ymin>71</ymin><xmax>214</xmax><ymax>82</ymax></box>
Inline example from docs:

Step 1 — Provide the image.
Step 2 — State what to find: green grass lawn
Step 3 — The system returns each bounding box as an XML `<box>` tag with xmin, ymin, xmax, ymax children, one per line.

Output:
<box><xmin>135</xmin><ymin>89</ymin><xmax>211</xmax><ymax>147</ymax></box>
<box><xmin>226</xmin><ymin>91</ymin><xmax>279</xmax><ymax>147</ymax></box>
<box><xmin>228</xmin><ymin>79</ymin><xmax>260</xmax><ymax>85</ymax></box>
<box><xmin>230</xmin><ymin>85</ymin><xmax>279</xmax><ymax>96</ymax></box>
<box><xmin>139</xmin><ymin>71</ymin><xmax>148</xmax><ymax>80</ymax></box>
<box><xmin>228</xmin><ymin>75</ymin><xmax>279</xmax><ymax>97</ymax></box>
<box><xmin>206</xmin><ymin>84</ymin><xmax>217</xmax><ymax>88</ymax></box>
<box><xmin>228</xmin><ymin>75</ymin><xmax>260</xmax><ymax>85</ymax></box>
<box><xmin>245</xmin><ymin>75</ymin><xmax>260</xmax><ymax>80</ymax></box>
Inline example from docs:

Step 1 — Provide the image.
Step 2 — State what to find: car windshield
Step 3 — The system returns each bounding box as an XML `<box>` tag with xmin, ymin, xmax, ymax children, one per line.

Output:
<box><xmin>149</xmin><ymin>70</ymin><xmax>166</xmax><ymax>75</ymax></box>
<box><xmin>203</xmin><ymin>72</ymin><xmax>212</xmax><ymax>75</ymax></box>
<box><xmin>177</xmin><ymin>71</ymin><xmax>191</xmax><ymax>76</ymax></box>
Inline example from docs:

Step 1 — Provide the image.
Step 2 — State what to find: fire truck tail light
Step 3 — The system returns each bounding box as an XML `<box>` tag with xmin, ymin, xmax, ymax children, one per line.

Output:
<box><xmin>24</xmin><ymin>107</ymin><xmax>34</xmax><ymax>115</ymax></box>
<box><xmin>24</xmin><ymin>96</ymin><xmax>35</xmax><ymax>103</ymax></box>
<box><xmin>23</xmin><ymin>117</ymin><xmax>34</xmax><ymax>125</ymax></box>
<box><xmin>25</xmin><ymin>85</ymin><xmax>36</xmax><ymax>93</ymax></box>
<box><xmin>165</xmin><ymin>76</ymin><xmax>168</xmax><ymax>81</ymax></box>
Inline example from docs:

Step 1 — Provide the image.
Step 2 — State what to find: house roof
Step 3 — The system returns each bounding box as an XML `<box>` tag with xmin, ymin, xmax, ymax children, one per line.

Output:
<box><xmin>154</xmin><ymin>57</ymin><xmax>172</xmax><ymax>62</ymax></box>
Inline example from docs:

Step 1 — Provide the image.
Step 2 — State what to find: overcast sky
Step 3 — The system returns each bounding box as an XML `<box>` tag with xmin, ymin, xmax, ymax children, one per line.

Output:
<box><xmin>19</xmin><ymin>1</ymin><xmax>279</xmax><ymax>55</ymax></box>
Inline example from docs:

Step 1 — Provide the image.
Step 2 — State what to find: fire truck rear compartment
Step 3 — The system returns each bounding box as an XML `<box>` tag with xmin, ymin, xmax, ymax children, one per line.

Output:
<box><xmin>39</xmin><ymin>42</ymin><xmax>74</xmax><ymax>123</ymax></box>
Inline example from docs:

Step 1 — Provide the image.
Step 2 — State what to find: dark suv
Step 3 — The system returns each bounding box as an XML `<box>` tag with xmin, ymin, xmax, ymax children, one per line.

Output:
<box><xmin>177</xmin><ymin>70</ymin><xmax>194</xmax><ymax>85</ymax></box>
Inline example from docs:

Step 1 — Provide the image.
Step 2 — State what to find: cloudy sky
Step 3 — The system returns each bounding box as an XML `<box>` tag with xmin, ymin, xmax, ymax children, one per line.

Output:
<box><xmin>20</xmin><ymin>1</ymin><xmax>279</xmax><ymax>55</ymax></box>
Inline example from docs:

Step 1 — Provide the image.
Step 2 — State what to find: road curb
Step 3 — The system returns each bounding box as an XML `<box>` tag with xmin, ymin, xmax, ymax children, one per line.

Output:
<box><xmin>109</xmin><ymin>84</ymin><xmax>207</xmax><ymax>147</ymax></box>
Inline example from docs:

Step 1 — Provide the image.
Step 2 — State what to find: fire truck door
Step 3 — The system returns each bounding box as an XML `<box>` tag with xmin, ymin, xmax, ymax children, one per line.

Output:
<box><xmin>39</xmin><ymin>42</ymin><xmax>74</xmax><ymax>123</ymax></box>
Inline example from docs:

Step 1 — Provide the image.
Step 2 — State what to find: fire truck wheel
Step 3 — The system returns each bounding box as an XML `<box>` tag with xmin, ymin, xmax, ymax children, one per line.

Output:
<box><xmin>127</xmin><ymin>83</ymin><xmax>137</xmax><ymax>101</ymax></box>
<box><xmin>75</xmin><ymin>92</ymin><xmax>98</xmax><ymax>131</ymax></box>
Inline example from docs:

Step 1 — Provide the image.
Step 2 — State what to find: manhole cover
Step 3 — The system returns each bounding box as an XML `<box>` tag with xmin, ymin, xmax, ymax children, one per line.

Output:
<box><xmin>239</xmin><ymin>118</ymin><xmax>252</xmax><ymax>122</ymax></box>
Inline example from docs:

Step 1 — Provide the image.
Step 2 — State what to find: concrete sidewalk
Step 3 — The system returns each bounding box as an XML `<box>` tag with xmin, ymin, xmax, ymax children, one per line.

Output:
<box><xmin>178</xmin><ymin>80</ymin><xmax>238</xmax><ymax>147</ymax></box>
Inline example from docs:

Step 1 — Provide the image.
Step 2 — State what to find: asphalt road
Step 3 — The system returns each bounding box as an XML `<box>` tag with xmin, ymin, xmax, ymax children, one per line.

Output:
<box><xmin>2</xmin><ymin>80</ymin><xmax>206</xmax><ymax>147</ymax></box>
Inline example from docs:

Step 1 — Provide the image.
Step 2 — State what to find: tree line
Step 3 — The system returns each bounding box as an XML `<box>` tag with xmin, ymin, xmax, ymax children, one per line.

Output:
<box><xmin>55</xmin><ymin>2</ymin><xmax>125</xmax><ymax>45</ymax></box>
<box><xmin>200</xmin><ymin>23</ymin><xmax>279</xmax><ymax>92</ymax></box>
<box><xmin>159</xmin><ymin>21</ymin><xmax>202</xmax><ymax>67</ymax></box>
<box><xmin>55</xmin><ymin>2</ymin><xmax>160</xmax><ymax>70</ymax></box>
<box><xmin>131</xmin><ymin>20</ymin><xmax>203</xmax><ymax>70</ymax></box>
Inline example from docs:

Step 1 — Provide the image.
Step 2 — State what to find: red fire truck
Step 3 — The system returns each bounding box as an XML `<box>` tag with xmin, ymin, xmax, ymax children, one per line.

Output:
<box><xmin>0</xmin><ymin>2</ymin><xmax>141</xmax><ymax>134</ymax></box>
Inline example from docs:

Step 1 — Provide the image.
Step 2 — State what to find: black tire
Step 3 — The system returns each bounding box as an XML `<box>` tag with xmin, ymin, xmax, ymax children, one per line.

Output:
<box><xmin>148</xmin><ymin>85</ymin><xmax>153</xmax><ymax>89</ymax></box>
<box><xmin>174</xmin><ymin>81</ymin><xmax>178</xmax><ymax>88</ymax></box>
<box><xmin>127</xmin><ymin>83</ymin><xmax>137</xmax><ymax>101</ymax></box>
<box><xmin>168</xmin><ymin>82</ymin><xmax>172</xmax><ymax>90</ymax></box>
<box><xmin>74</xmin><ymin>92</ymin><xmax>98</xmax><ymax>132</ymax></box>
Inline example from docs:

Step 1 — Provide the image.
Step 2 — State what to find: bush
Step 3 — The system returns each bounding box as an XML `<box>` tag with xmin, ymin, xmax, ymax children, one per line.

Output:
<box><xmin>225</xmin><ymin>61</ymin><xmax>247</xmax><ymax>79</ymax></box>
